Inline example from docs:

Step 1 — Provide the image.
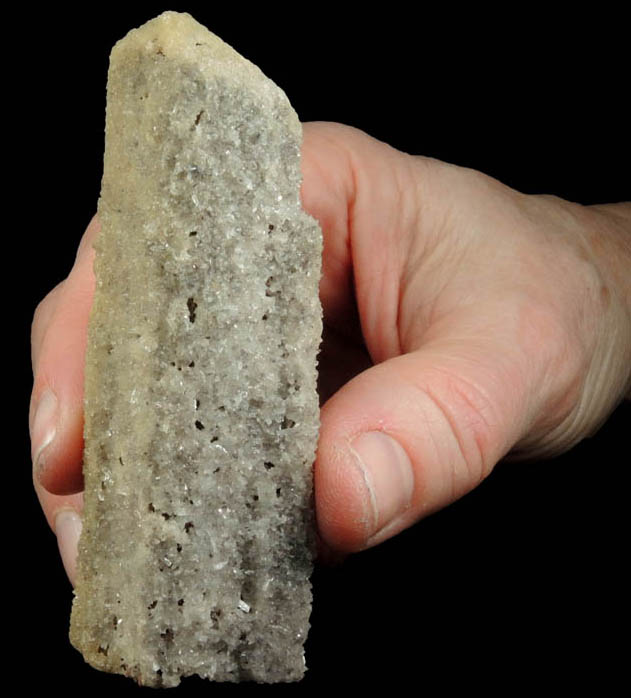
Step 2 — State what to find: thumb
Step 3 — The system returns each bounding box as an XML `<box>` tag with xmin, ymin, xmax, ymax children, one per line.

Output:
<box><xmin>315</xmin><ymin>331</ymin><xmax>538</xmax><ymax>553</ymax></box>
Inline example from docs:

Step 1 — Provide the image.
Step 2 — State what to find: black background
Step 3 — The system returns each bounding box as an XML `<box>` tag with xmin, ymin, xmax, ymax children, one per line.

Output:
<box><xmin>17</xmin><ymin>3</ymin><xmax>628</xmax><ymax>694</ymax></box>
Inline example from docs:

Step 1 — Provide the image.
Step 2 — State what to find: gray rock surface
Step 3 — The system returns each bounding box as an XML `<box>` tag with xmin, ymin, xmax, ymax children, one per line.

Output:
<box><xmin>69</xmin><ymin>11</ymin><xmax>322</xmax><ymax>686</ymax></box>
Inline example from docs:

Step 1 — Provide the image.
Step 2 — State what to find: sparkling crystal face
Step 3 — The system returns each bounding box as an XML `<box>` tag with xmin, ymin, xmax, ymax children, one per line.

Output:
<box><xmin>70</xmin><ymin>12</ymin><xmax>321</xmax><ymax>686</ymax></box>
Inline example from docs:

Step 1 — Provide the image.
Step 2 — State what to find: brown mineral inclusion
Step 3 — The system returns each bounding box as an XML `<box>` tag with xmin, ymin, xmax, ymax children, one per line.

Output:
<box><xmin>69</xmin><ymin>11</ymin><xmax>322</xmax><ymax>686</ymax></box>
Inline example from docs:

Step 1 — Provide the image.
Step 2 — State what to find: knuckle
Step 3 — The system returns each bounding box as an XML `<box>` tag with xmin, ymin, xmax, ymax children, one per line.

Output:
<box><xmin>32</xmin><ymin>281</ymin><xmax>65</xmax><ymax>332</ymax></box>
<box><xmin>31</xmin><ymin>281</ymin><xmax>66</xmax><ymax>370</ymax></box>
<box><xmin>418</xmin><ymin>368</ymin><xmax>499</xmax><ymax>494</ymax></box>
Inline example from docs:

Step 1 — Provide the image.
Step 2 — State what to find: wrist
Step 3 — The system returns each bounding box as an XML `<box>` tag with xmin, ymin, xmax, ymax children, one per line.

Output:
<box><xmin>587</xmin><ymin>203</ymin><xmax>631</xmax><ymax>400</ymax></box>
<box><xmin>588</xmin><ymin>203</ymin><xmax>631</xmax><ymax>308</ymax></box>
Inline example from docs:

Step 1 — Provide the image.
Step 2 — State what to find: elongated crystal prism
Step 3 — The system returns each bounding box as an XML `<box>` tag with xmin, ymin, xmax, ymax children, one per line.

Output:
<box><xmin>69</xmin><ymin>11</ymin><xmax>322</xmax><ymax>687</ymax></box>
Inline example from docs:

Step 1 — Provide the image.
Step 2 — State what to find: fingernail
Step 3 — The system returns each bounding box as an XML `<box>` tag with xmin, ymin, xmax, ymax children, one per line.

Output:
<box><xmin>55</xmin><ymin>510</ymin><xmax>82</xmax><ymax>586</ymax></box>
<box><xmin>350</xmin><ymin>431</ymin><xmax>414</xmax><ymax>539</ymax></box>
<box><xmin>30</xmin><ymin>389</ymin><xmax>58</xmax><ymax>478</ymax></box>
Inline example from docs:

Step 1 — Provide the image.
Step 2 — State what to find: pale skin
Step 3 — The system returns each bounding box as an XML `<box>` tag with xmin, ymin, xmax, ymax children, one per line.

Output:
<box><xmin>30</xmin><ymin>122</ymin><xmax>631</xmax><ymax>583</ymax></box>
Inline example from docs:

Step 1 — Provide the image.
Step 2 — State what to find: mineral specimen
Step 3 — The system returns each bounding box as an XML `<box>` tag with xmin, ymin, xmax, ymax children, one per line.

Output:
<box><xmin>69</xmin><ymin>11</ymin><xmax>322</xmax><ymax>686</ymax></box>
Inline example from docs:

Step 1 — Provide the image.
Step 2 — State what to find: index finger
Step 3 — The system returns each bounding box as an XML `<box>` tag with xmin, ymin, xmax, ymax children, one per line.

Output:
<box><xmin>30</xmin><ymin>215</ymin><xmax>99</xmax><ymax>496</ymax></box>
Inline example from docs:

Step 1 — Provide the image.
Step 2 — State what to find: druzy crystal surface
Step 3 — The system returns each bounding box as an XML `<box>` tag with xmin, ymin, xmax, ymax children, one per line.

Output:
<box><xmin>69</xmin><ymin>11</ymin><xmax>322</xmax><ymax>687</ymax></box>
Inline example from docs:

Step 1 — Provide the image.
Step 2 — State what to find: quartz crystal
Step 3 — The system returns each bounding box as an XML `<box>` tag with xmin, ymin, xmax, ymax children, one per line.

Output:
<box><xmin>69</xmin><ymin>11</ymin><xmax>322</xmax><ymax>687</ymax></box>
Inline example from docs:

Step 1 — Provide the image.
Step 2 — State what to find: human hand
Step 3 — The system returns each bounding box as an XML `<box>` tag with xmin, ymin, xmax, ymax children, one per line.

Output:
<box><xmin>30</xmin><ymin>121</ymin><xmax>631</xmax><ymax>581</ymax></box>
